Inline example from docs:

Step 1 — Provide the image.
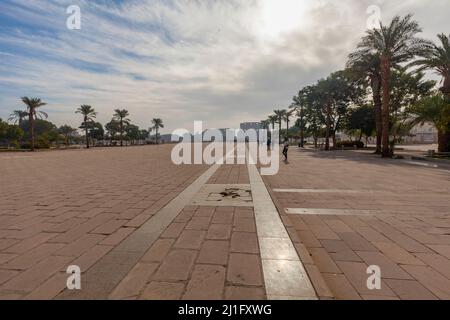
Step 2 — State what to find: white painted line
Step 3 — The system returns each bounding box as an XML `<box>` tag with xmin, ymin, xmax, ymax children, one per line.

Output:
<box><xmin>273</xmin><ymin>188</ymin><xmax>364</xmax><ymax>194</ymax></box>
<box><xmin>247</xmin><ymin>156</ymin><xmax>317</xmax><ymax>300</ymax></box>
<box><xmin>402</xmin><ymin>161</ymin><xmax>438</xmax><ymax>168</ymax></box>
<box><xmin>285</xmin><ymin>208</ymin><xmax>377</xmax><ymax>216</ymax></box>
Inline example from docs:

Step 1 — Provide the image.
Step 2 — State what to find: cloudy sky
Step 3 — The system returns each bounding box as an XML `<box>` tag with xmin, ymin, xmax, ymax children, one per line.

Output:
<box><xmin>0</xmin><ymin>0</ymin><xmax>448</xmax><ymax>133</ymax></box>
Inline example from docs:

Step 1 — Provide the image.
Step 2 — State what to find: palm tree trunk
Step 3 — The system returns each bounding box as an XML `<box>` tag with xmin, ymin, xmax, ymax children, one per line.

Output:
<box><xmin>438</xmin><ymin>130</ymin><xmax>450</xmax><ymax>153</ymax></box>
<box><xmin>372</xmin><ymin>76</ymin><xmax>383</xmax><ymax>154</ymax></box>
<box><xmin>300</xmin><ymin>106</ymin><xmax>304</xmax><ymax>147</ymax></box>
<box><xmin>29</xmin><ymin>110</ymin><xmax>34</xmax><ymax>151</ymax></box>
<box><xmin>325</xmin><ymin>103</ymin><xmax>331</xmax><ymax>151</ymax></box>
<box><xmin>120</xmin><ymin>121</ymin><xmax>123</xmax><ymax>147</ymax></box>
<box><xmin>85</xmin><ymin>117</ymin><xmax>89</xmax><ymax>149</ymax></box>
<box><xmin>381</xmin><ymin>55</ymin><xmax>391</xmax><ymax>158</ymax></box>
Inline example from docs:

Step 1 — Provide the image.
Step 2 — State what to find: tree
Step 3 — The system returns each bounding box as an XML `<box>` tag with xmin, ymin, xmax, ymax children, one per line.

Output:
<box><xmin>413</xmin><ymin>34</ymin><xmax>450</xmax><ymax>97</ymax></box>
<box><xmin>412</xmin><ymin>33</ymin><xmax>450</xmax><ymax>151</ymax></box>
<box><xmin>346</xmin><ymin>104</ymin><xmax>376</xmax><ymax>144</ymax></box>
<box><xmin>293</xmin><ymin>90</ymin><xmax>307</xmax><ymax>147</ymax></box>
<box><xmin>268</xmin><ymin>115</ymin><xmax>277</xmax><ymax>131</ymax></box>
<box><xmin>355</xmin><ymin>14</ymin><xmax>431</xmax><ymax>157</ymax></box>
<box><xmin>389</xmin><ymin>69</ymin><xmax>436</xmax><ymax>151</ymax></box>
<box><xmin>347</xmin><ymin>52</ymin><xmax>383</xmax><ymax>153</ymax></box>
<box><xmin>283</xmin><ymin>109</ymin><xmax>295</xmax><ymax>139</ymax></box>
<box><xmin>58</xmin><ymin>125</ymin><xmax>78</xmax><ymax>147</ymax></box>
<box><xmin>105</xmin><ymin>120</ymin><xmax>121</xmax><ymax>145</ymax></box>
<box><xmin>409</xmin><ymin>93</ymin><xmax>450</xmax><ymax>152</ymax></box>
<box><xmin>273</xmin><ymin>110</ymin><xmax>286</xmax><ymax>141</ymax></box>
<box><xmin>315</xmin><ymin>71</ymin><xmax>365</xmax><ymax>150</ymax></box>
<box><xmin>90</xmin><ymin>122</ymin><xmax>105</xmax><ymax>142</ymax></box>
<box><xmin>113</xmin><ymin>109</ymin><xmax>130</xmax><ymax>147</ymax></box>
<box><xmin>151</xmin><ymin>118</ymin><xmax>164</xmax><ymax>144</ymax></box>
<box><xmin>125</xmin><ymin>124</ymin><xmax>140</xmax><ymax>145</ymax></box>
<box><xmin>8</xmin><ymin>110</ymin><xmax>29</xmax><ymax>126</ymax></box>
<box><xmin>21</xmin><ymin>97</ymin><xmax>47</xmax><ymax>151</ymax></box>
<box><xmin>76</xmin><ymin>105</ymin><xmax>97</xmax><ymax>149</ymax></box>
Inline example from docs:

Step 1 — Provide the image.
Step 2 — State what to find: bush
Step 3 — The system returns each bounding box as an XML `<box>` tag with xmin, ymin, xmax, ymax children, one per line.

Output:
<box><xmin>336</xmin><ymin>140</ymin><xmax>365</xmax><ymax>149</ymax></box>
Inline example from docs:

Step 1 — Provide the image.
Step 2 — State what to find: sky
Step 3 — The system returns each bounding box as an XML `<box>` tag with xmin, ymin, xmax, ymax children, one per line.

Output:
<box><xmin>0</xmin><ymin>0</ymin><xmax>449</xmax><ymax>134</ymax></box>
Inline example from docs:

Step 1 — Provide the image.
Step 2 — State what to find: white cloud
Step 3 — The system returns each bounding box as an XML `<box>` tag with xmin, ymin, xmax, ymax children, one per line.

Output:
<box><xmin>0</xmin><ymin>0</ymin><xmax>448</xmax><ymax>132</ymax></box>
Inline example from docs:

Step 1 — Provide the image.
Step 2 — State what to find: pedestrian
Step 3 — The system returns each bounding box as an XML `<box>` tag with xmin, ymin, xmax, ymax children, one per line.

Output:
<box><xmin>282</xmin><ymin>138</ymin><xmax>289</xmax><ymax>162</ymax></box>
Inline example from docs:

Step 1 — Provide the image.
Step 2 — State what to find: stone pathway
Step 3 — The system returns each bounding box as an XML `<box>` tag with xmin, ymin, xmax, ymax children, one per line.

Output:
<box><xmin>263</xmin><ymin>148</ymin><xmax>450</xmax><ymax>300</ymax></box>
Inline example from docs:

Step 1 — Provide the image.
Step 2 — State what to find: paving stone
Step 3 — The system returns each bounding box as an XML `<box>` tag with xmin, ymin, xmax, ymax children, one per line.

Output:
<box><xmin>110</xmin><ymin>263</ymin><xmax>159</xmax><ymax>299</ymax></box>
<box><xmin>141</xmin><ymin>239</ymin><xmax>175</xmax><ymax>263</ymax></box>
<box><xmin>183</xmin><ymin>265</ymin><xmax>226</xmax><ymax>300</ymax></box>
<box><xmin>197</xmin><ymin>241</ymin><xmax>229</xmax><ymax>265</ymax></box>
<box><xmin>225</xmin><ymin>286</ymin><xmax>265</xmax><ymax>300</ymax></box>
<box><xmin>140</xmin><ymin>281</ymin><xmax>185</xmax><ymax>300</ymax></box>
<box><xmin>227</xmin><ymin>253</ymin><xmax>263</xmax><ymax>286</ymax></box>
<box><xmin>230</xmin><ymin>232</ymin><xmax>259</xmax><ymax>254</ymax></box>
<box><xmin>153</xmin><ymin>250</ymin><xmax>197</xmax><ymax>281</ymax></box>
<box><xmin>174</xmin><ymin>230</ymin><xmax>206</xmax><ymax>250</ymax></box>
<box><xmin>206</xmin><ymin>224</ymin><xmax>232</xmax><ymax>240</ymax></box>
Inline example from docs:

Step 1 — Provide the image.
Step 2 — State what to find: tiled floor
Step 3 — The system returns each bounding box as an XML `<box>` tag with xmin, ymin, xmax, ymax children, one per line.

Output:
<box><xmin>263</xmin><ymin>148</ymin><xmax>450</xmax><ymax>300</ymax></box>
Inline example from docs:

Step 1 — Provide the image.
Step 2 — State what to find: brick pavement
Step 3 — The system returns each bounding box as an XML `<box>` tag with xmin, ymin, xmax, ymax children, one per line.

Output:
<box><xmin>264</xmin><ymin>148</ymin><xmax>450</xmax><ymax>300</ymax></box>
<box><xmin>0</xmin><ymin>146</ymin><xmax>209</xmax><ymax>299</ymax></box>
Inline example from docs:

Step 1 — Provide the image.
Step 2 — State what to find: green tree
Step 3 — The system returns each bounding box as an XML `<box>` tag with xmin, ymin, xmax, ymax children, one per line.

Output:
<box><xmin>105</xmin><ymin>120</ymin><xmax>121</xmax><ymax>145</ymax></box>
<box><xmin>151</xmin><ymin>118</ymin><xmax>164</xmax><ymax>144</ymax></box>
<box><xmin>125</xmin><ymin>124</ymin><xmax>140</xmax><ymax>145</ymax></box>
<box><xmin>76</xmin><ymin>105</ymin><xmax>97</xmax><ymax>149</ymax></box>
<box><xmin>113</xmin><ymin>109</ymin><xmax>130</xmax><ymax>147</ymax></box>
<box><xmin>58</xmin><ymin>125</ymin><xmax>78</xmax><ymax>147</ymax></box>
<box><xmin>273</xmin><ymin>110</ymin><xmax>286</xmax><ymax>141</ymax></box>
<box><xmin>347</xmin><ymin>52</ymin><xmax>383</xmax><ymax>153</ymax></box>
<box><xmin>346</xmin><ymin>104</ymin><xmax>376</xmax><ymax>143</ymax></box>
<box><xmin>355</xmin><ymin>15</ymin><xmax>431</xmax><ymax>157</ymax></box>
<box><xmin>389</xmin><ymin>69</ymin><xmax>436</xmax><ymax>151</ymax></box>
<box><xmin>268</xmin><ymin>115</ymin><xmax>277</xmax><ymax>131</ymax></box>
<box><xmin>8</xmin><ymin>110</ymin><xmax>29</xmax><ymax>127</ymax></box>
<box><xmin>21</xmin><ymin>97</ymin><xmax>47</xmax><ymax>151</ymax></box>
<box><xmin>409</xmin><ymin>93</ymin><xmax>450</xmax><ymax>152</ymax></box>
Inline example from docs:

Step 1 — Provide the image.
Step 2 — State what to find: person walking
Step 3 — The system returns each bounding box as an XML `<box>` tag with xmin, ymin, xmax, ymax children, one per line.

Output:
<box><xmin>282</xmin><ymin>138</ymin><xmax>289</xmax><ymax>162</ymax></box>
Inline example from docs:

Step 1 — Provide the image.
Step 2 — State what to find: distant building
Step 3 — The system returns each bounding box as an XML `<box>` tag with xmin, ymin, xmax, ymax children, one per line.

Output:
<box><xmin>404</xmin><ymin>122</ymin><xmax>438</xmax><ymax>144</ymax></box>
<box><xmin>240</xmin><ymin>122</ymin><xmax>262</xmax><ymax>131</ymax></box>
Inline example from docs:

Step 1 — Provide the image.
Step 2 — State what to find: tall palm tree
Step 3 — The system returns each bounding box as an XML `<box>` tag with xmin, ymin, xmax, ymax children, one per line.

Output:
<box><xmin>409</xmin><ymin>94</ymin><xmax>450</xmax><ymax>153</ymax></box>
<box><xmin>413</xmin><ymin>34</ymin><xmax>450</xmax><ymax>98</ymax></box>
<box><xmin>347</xmin><ymin>52</ymin><xmax>383</xmax><ymax>154</ymax></box>
<box><xmin>76</xmin><ymin>105</ymin><xmax>97</xmax><ymax>149</ymax></box>
<box><xmin>151</xmin><ymin>118</ymin><xmax>164</xmax><ymax>144</ymax></box>
<box><xmin>113</xmin><ymin>109</ymin><xmax>130</xmax><ymax>147</ymax></box>
<box><xmin>21</xmin><ymin>97</ymin><xmax>47</xmax><ymax>151</ymax></box>
<box><xmin>273</xmin><ymin>110</ymin><xmax>286</xmax><ymax>141</ymax></box>
<box><xmin>283</xmin><ymin>109</ymin><xmax>295</xmax><ymax>139</ymax></box>
<box><xmin>355</xmin><ymin>14</ymin><xmax>431</xmax><ymax>157</ymax></box>
<box><xmin>8</xmin><ymin>110</ymin><xmax>29</xmax><ymax>126</ymax></box>
<box><xmin>268</xmin><ymin>115</ymin><xmax>277</xmax><ymax>131</ymax></box>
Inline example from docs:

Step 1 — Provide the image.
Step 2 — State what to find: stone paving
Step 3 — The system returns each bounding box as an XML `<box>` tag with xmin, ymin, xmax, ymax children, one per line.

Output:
<box><xmin>0</xmin><ymin>146</ymin><xmax>209</xmax><ymax>299</ymax></box>
<box><xmin>1</xmin><ymin>145</ymin><xmax>450</xmax><ymax>300</ymax></box>
<box><xmin>263</xmin><ymin>148</ymin><xmax>450</xmax><ymax>300</ymax></box>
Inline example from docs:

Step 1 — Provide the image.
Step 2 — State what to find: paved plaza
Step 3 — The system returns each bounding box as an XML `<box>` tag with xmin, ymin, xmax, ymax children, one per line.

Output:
<box><xmin>0</xmin><ymin>145</ymin><xmax>449</xmax><ymax>300</ymax></box>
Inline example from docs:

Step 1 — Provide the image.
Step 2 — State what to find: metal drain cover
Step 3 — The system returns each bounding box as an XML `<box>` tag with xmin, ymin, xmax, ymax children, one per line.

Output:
<box><xmin>191</xmin><ymin>184</ymin><xmax>253</xmax><ymax>207</ymax></box>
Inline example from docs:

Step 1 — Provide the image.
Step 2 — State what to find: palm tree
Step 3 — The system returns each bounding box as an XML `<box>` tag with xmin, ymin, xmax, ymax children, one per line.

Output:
<box><xmin>268</xmin><ymin>115</ymin><xmax>277</xmax><ymax>131</ymax></box>
<box><xmin>283</xmin><ymin>109</ymin><xmax>295</xmax><ymax>138</ymax></box>
<box><xmin>347</xmin><ymin>52</ymin><xmax>383</xmax><ymax>154</ymax></box>
<box><xmin>273</xmin><ymin>110</ymin><xmax>286</xmax><ymax>141</ymax></box>
<box><xmin>8</xmin><ymin>110</ymin><xmax>29</xmax><ymax>126</ymax></box>
<box><xmin>409</xmin><ymin>94</ymin><xmax>450</xmax><ymax>153</ymax></box>
<box><xmin>113</xmin><ymin>109</ymin><xmax>130</xmax><ymax>147</ymax></box>
<box><xmin>413</xmin><ymin>34</ymin><xmax>450</xmax><ymax>98</ymax></box>
<box><xmin>75</xmin><ymin>105</ymin><xmax>97</xmax><ymax>149</ymax></box>
<box><xmin>355</xmin><ymin>14</ymin><xmax>431</xmax><ymax>157</ymax></box>
<box><xmin>21</xmin><ymin>97</ymin><xmax>47</xmax><ymax>151</ymax></box>
<box><xmin>151</xmin><ymin>118</ymin><xmax>164</xmax><ymax>144</ymax></box>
